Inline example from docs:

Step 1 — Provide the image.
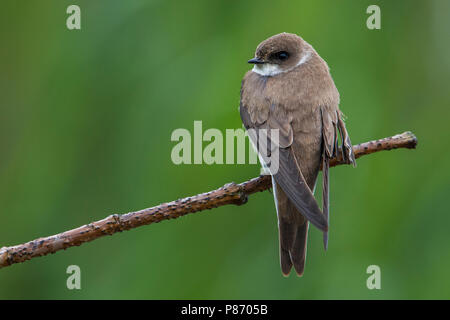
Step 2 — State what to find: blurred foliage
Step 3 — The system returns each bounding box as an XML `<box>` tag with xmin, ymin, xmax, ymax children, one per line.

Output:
<box><xmin>1</xmin><ymin>0</ymin><xmax>449</xmax><ymax>299</ymax></box>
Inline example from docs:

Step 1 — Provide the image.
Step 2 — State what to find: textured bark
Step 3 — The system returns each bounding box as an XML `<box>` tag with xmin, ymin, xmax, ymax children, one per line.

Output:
<box><xmin>0</xmin><ymin>131</ymin><xmax>417</xmax><ymax>269</ymax></box>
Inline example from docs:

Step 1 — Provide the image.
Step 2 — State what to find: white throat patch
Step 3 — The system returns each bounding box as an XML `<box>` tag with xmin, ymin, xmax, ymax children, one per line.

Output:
<box><xmin>252</xmin><ymin>51</ymin><xmax>312</xmax><ymax>77</ymax></box>
<box><xmin>252</xmin><ymin>63</ymin><xmax>282</xmax><ymax>77</ymax></box>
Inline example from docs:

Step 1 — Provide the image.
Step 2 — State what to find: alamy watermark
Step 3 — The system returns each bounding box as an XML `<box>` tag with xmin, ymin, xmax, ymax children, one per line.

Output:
<box><xmin>366</xmin><ymin>265</ymin><xmax>381</xmax><ymax>290</ymax></box>
<box><xmin>66</xmin><ymin>265</ymin><xmax>81</xmax><ymax>290</ymax></box>
<box><xmin>366</xmin><ymin>5</ymin><xmax>381</xmax><ymax>30</ymax></box>
<box><xmin>170</xmin><ymin>121</ymin><xmax>279</xmax><ymax>175</ymax></box>
<box><xmin>66</xmin><ymin>5</ymin><xmax>81</xmax><ymax>30</ymax></box>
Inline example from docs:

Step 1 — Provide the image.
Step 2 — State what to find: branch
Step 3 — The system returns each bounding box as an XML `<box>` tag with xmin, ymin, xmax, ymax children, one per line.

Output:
<box><xmin>0</xmin><ymin>131</ymin><xmax>417</xmax><ymax>269</ymax></box>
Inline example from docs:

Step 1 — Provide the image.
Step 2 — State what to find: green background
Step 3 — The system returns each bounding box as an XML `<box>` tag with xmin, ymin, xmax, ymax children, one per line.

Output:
<box><xmin>1</xmin><ymin>0</ymin><xmax>449</xmax><ymax>299</ymax></box>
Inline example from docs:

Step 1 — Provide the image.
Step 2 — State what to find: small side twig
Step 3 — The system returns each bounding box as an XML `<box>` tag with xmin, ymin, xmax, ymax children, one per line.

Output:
<box><xmin>0</xmin><ymin>131</ymin><xmax>417</xmax><ymax>269</ymax></box>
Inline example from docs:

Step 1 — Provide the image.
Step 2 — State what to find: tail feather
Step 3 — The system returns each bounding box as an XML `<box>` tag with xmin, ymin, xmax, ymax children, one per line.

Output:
<box><xmin>273</xmin><ymin>176</ymin><xmax>312</xmax><ymax>277</ymax></box>
<box><xmin>279</xmin><ymin>220</ymin><xmax>309</xmax><ymax>276</ymax></box>
<box><xmin>322</xmin><ymin>153</ymin><xmax>330</xmax><ymax>250</ymax></box>
<box><xmin>290</xmin><ymin>222</ymin><xmax>309</xmax><ymax>276</ymax></box>
<box><xmin>280</xmin><ymin>247</ymin><xmax>293</xmax><ymax>276</ymax></box>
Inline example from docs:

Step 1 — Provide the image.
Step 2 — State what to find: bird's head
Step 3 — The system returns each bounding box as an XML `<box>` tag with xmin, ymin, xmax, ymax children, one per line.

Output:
<box><xmin>248</xmin><ymin>33</ymin><xmax>312</xmax><ymax>77</ymax></box>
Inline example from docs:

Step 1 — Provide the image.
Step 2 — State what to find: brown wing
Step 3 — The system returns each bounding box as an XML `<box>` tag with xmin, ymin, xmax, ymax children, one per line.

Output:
<box><xmin>240</xmin><ymin>104</ymin><xmax>328</xmax><ymax>232</ymax></box>
<box><xmin>320</xmin><ymin>107</ymin><xmax>356</xmax><ymax>249</ymax></box>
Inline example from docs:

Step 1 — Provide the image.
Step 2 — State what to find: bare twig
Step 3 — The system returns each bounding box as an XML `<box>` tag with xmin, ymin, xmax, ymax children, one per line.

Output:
<box><xmin>0</xmin><ymin>131</ymin><xmax>417</xmax><ymax>269</ymax></box>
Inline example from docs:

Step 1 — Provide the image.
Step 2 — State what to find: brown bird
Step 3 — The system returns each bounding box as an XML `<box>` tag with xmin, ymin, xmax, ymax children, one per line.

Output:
<box><xmin>240</xmin><ymin>33</ymin><xmax>356</xmax><ymax>276</ymax></box>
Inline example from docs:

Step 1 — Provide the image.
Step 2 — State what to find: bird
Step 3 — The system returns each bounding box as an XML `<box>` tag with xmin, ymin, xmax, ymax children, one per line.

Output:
<box><xmin>240</xmin><ymin>33</ymin><xmax>356</xmax><ymax>276</ymax></box>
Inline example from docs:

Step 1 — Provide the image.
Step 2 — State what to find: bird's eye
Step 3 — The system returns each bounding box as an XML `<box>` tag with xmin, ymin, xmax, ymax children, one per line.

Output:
<box><xmin>275</xmin><ymin>51</ymin><xmax>289</xmax><ymax>61</ymax></box>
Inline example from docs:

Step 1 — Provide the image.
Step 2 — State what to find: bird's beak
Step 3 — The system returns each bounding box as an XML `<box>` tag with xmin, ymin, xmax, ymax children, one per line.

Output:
<box><xmin>248</xmin><ymin>57</ymin><xmax>264</xmax><ymax>64</ymax></box>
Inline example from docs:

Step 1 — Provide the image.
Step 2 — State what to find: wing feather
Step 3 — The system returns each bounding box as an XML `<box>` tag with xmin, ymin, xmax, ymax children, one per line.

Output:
<box><xmin>240</xmin><ymin>104</ymin><xmax>327</xmax><ymax>232</ymax></box>
<box><xmin>320</xmin><ymin>107</ymin><xmax>356</xmax><ymax>249</ymax></box>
